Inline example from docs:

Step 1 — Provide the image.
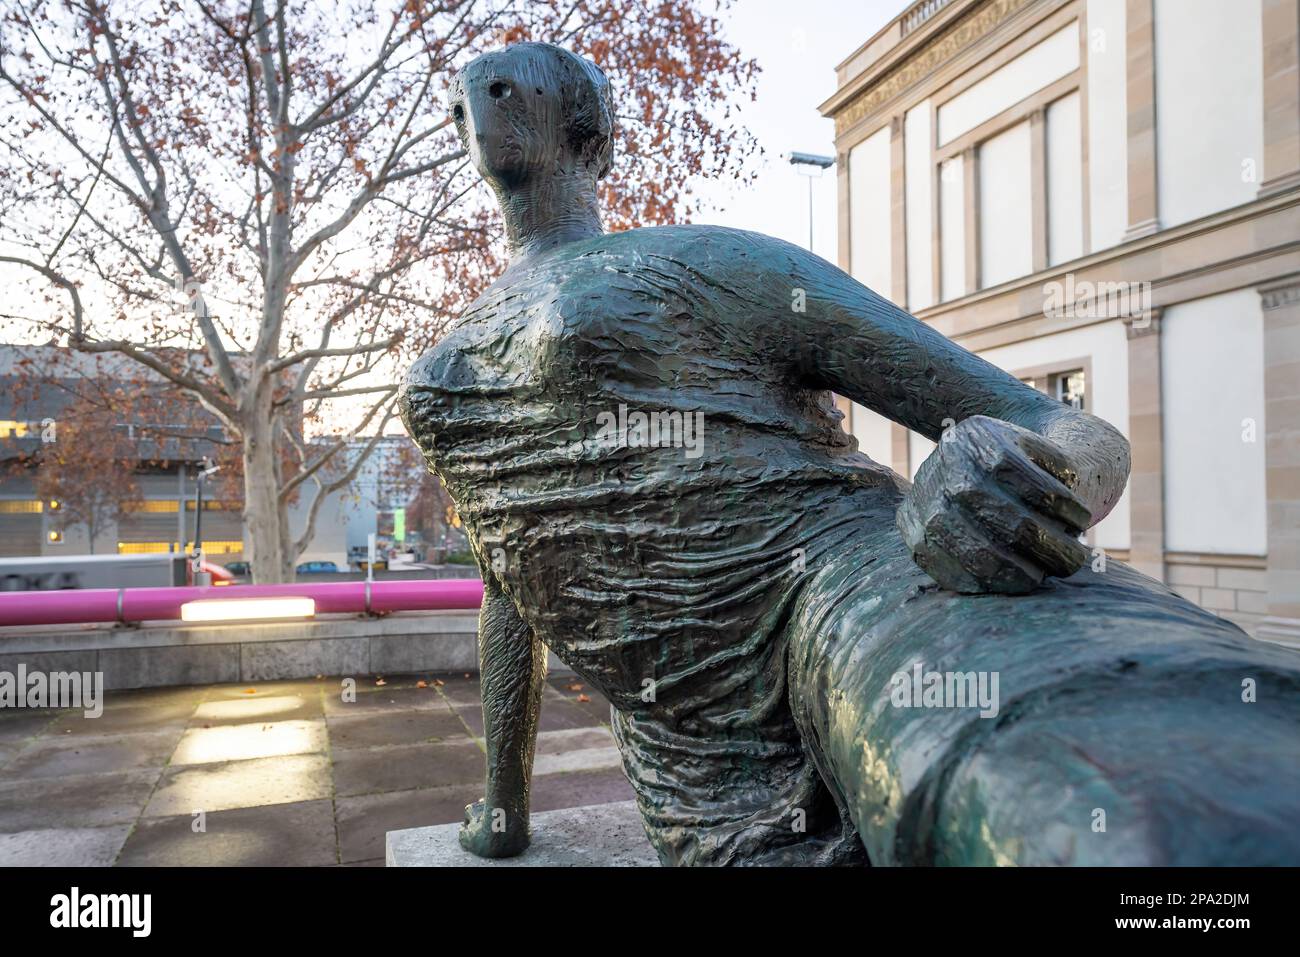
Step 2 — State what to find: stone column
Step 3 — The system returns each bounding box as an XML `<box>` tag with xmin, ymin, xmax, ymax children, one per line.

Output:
<box><xmin>1260</xmin><ymin>0</ymin><xmax>1300</xmax><ymax>196</ymax></box>
<box><xmin>889</xmin><ymin>114</ymin><xmax>910</xmax><ymax>475</ymax></box>
<box><xmin>1125</xmin><ymin>309</ymin><xmax>1165</xmax><ymax>581</ymax></box>
<box><xmin>1258</xmin><ymin>281</ymin><xmax>1300</xmax><ymax>647</ymax></box>
<box><xmin>891</xmin><ymin>422</ymin><xmax>910</xmax><ymax>479</ymax></box>
<box><xmin>833</xmin><ymin>146</ymin><xmax>854</xmax><ymax>435</ymax></box>
<box><xmin>1124</xmin><ymin>0</ymin><xmax>1160</xmax><ymax>240</ymax></box>
<box><xmin>891</xmin><ymin>115</ymin><xmax>908</xmax><ymax>307</ymax></box>
<box><xmin>963</xmin><ymin>145</ymin><xmax>979</xmax><ymax>294</ymax></box>
<box><xmin>1029</xmin><ymin>107</ymin><xmax>1048</xmax><ymax>273</ymax></box>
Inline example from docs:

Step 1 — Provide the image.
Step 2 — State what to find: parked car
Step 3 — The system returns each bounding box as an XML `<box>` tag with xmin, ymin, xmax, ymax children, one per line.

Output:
<box><xmin>224</xmin><ymin>561</ymin><xmax>250</xmax><ymax>576</ymax></box>
<box><xmin>199</xmin><ymin>560</ymin><xmax>236</xmax><ymax>586</ymax></box>
<box><xmin>295</xmin><ymin>560</ymin><xmax>338</xmax><ymax>574</ymax></box>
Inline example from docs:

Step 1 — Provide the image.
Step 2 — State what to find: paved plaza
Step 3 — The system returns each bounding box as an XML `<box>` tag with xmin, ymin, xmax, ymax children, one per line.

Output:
<box><xmin>0</xmin><ymin>672</ymin><xmax>630</xmax><ymax>866</ymax></box>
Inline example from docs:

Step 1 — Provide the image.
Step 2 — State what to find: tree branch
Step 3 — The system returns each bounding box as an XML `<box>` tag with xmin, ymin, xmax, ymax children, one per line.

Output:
<box><xmin>266</xmin><ymin>337</ymin><xmax>398</xmax><ymax>375</ymax></box>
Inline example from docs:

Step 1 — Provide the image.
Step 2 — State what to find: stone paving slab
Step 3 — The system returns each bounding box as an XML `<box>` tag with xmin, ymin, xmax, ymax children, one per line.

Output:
<box><xmin>117</xmin><ymin>799</ymin><xmax>338</xmax><ymax>867</ymax></box>
<box><xmin>322</xmin><ymin>685</ymin><xmax>451</xmax><ymax>715</ymax></box>
<box><xmin>144</xmin><ymin>753</ymin><xmax>334</xmax><ymax>817</ymax></box>
<box><xmin>0</xmin><ymin>709</ymin><xmax>63</xmax><ymax>744</ymax></box>
<box><xmin>171</xmin><ymin>718</ymin><xmax>328</xmax><ymax>766</ymax></box>
<box><xmin>325</xmin><ymin>709</ymin><xmax>468</xmax><ymax>749</ymax></box>
<box><xmin>0</xmin><ymin>825</ymin><xmax>133</xmax><ymax>867</ymax></box>
<box><xmin>331</xmin><ymin>739</ymin><xmax>485</xmax><ymax>797</ymax></box>
<box><xmin>534</xmin><ymin>746</ymin><xmax>623</xmax><ymax>776</ymax></box>
<box><xmin>0</xmin><ymin>770</ymin><xmax>159</xmax><ymax>831</ymax></box>
<box><xmin>193</xmin><ymin>693</ymin><xmax>324</xmax><ymax>725</ymax></box>
<box><xmin>530</xmin><ymin>767</ymin><xmax>636</xmax><ymax>814</ymax></box>
<box><xmin>335</xmin><ymin>784</ymin><xmax>483</xmax><ymax>864</ymax></box>
<box><xmin>203</xmin><ymin>679</ymin><xmax>328</xmax><ymax>701</ymax></box>
<box><xmin>51</xmin><ymin>700</ymin><xmax>197</xmax><ymax>737</ymax></box>
<box><xmin>386</xmin><ymin>800</ymin><xmax>657</xmax><ymax>867</ymax></box>
<box><xmin>454</xmin><ymin>696</ymin><xmax>602</xmax><ymax>737</ymax></box>
<box><xmin>427</xmin><ymin>675</ymin><xmax>483</xmax><ymax>705</ymax></box>
<box><xmin>2</xmin><ymin>728</ymin><xmax>182</xmax><ymax>780</ymax></box>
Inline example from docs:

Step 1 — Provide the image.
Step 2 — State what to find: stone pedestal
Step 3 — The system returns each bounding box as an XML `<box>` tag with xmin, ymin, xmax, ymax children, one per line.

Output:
<box><xmin>385</xmin><ymin>800</ymin><xmax>658</xmax><ymax>867</ymax></box>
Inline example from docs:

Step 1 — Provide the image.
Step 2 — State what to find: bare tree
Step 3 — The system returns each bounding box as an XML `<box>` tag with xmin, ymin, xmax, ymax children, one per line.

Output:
<box><xmin>9</xmin><ymin>396</ymin><xmax>141</xmax><ymax>554</ymax></box>
<box><xmin>0</xmin><ymin>0</ymin><xmax>759</xmax><ymax>580</ymax></box>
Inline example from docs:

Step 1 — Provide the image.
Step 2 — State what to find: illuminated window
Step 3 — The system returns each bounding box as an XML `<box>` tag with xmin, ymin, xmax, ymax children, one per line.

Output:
<box><xmin>116</xmin><ymin>540</ymin><xmax>244</xmax><ymax>555</ymax></box>
<box><xmin>202</xmin><ymin>540</ymin><xmax>245</xmax><ymax>555</ymax></box>
<box><xmin>0</xmin><ymin>500</ymin><xmax>43</xmax><ymax>514</ymax></box>
<box><xmin>117</xmin><ymin>541</ymin><xmax>175</xmax><ymax>554</ymax></box>
<box><xmin>123</xmin><ymin>501</ymin><xmax>238</xmax><ymax>513</ymax></box>
<box><xmin>123</xmin><ymin>500</ymin><xmax>182</xmax><ymax>513</ymax></box>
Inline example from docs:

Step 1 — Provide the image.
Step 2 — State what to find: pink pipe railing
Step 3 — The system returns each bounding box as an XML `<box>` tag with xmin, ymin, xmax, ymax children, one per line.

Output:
<box><xmin>0</xmin><ymin>579</ymin><xmax>484</xmax><ymax>627</ymax></box>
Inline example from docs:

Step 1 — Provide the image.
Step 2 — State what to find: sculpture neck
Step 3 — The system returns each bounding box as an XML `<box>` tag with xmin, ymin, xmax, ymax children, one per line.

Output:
<box><xmin>498</xmin><ymin>170</ymin><xmax>603</xmax><ymax>265</ymax></box>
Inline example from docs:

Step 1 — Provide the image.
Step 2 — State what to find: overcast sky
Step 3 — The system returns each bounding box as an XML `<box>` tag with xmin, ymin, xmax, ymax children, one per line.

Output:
<box><xmin>693</xmin><ymin>0</ymin><xmax>909</xmax><ymax>260</ymax></box>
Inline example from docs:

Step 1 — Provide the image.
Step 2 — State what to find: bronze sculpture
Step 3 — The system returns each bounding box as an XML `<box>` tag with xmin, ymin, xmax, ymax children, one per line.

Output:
<box><xmin>401</xmin><ymin>43</ymin><xmax>1300</xmax><ymax>865</ymax></box>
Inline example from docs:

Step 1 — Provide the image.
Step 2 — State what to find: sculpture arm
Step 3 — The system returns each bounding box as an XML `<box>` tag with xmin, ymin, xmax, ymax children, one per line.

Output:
<box><xmin>459</xmin><ymin>575</ymin><xmax>547</xmax><ymax>858</ymax></box>
<box><xmin>774</xmin><ymin>249</ymin><xmax>1130</xmax><ymax>593</ymax></box>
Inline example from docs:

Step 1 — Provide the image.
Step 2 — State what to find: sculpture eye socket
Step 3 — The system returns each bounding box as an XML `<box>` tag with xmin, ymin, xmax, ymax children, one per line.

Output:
<box><xmin>488</xmin><ymin>81</ymin><xmax>511</xmax><ymax>100</ymax></box>
<box><xmin>452</xmin><ymin>104</ymin><xmax>465</xmax><ymax>124</ymax></box>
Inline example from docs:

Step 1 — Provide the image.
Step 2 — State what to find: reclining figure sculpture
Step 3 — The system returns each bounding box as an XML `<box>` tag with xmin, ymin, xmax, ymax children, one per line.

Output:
<box><xmin>401</xmin><ymin>42</ymin><xmax>1300</xmax><ymax>866</ymax></box>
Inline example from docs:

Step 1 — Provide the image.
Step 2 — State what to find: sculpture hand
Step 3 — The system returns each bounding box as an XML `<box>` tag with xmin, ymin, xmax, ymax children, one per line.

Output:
<box><xmin>896</xmin><ymin>415</ymin><xmax>1092</xmax><ymax>595</ymax></box>
<box><xmin>458</xmin><ymin>798</ymin><xmax>530</xmax><ymax>859</ymax></box>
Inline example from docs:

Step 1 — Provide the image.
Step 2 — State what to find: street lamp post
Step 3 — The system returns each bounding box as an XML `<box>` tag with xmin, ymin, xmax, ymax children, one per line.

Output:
<box><xmin>787</xmin><ymin>152</ymin><xmax>835</xmax><ymax>252</ymax></box>
<box><xmin>191</xmin><ymin>458</ymin><xmax>221</xmax><ymax>585</ymax></box>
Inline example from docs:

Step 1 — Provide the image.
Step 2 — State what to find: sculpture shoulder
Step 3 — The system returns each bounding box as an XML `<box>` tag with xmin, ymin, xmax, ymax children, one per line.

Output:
<box><xmin>403</xmin><ymin>224</ymin><xmax>842</xmax><ymax>393</ymax></box>
<box><xmin>517</xmin><ymin>224</ymin><xmax>845</xmax><ymax>328</ymax></box>
<box><xmin>439</xmin><ymin>225</ymin><xmax>838</xmax><ymax>328</ymax></box>
<box><xmin>552</xmin><ymin>224</ymin><xmax>827</xmax><ymax>286</ymax></box>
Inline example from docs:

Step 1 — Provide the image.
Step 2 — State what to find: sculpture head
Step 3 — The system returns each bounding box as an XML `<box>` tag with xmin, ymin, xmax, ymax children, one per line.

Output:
<box><xmin>449</xmin><ymin>43</ymin><xmax>614</xmax><ymax>195</ymax></box>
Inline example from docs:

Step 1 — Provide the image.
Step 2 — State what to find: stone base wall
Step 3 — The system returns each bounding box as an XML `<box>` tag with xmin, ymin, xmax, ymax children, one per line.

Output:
<box><xmin>0</xmin><ymin>611</ymin><xmax>547</xmax><ymax>690</ymax></box>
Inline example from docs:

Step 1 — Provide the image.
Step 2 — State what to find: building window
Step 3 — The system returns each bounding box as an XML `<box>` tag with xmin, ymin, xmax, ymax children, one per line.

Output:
<box><xmin>1020</xmin><ymin>368</ymin><xmax>1087</xmax><ymax>411</ymax></box>
<box><xmin>1051</xmin><ymin>369</ymin><xmax>1086</xmax><ymax>409</ymax></box>
<box><xmin>117</xmin><ymin>540</ymin><xmax>244</xmax><ymax>555</ymax></box>
<box><xmin>123</xmin><ymin>500</ymin><xmax>180</xmax><ymax>513</ymax></box>
<box><xmin>977</xmin><ymin>120</ymin><xmax>1033</xmax><ymax>288</ymax></box>
<box><xmin>0</xmin><ymin>500</ymin><xmax>44</xmax><ymax>514</ymax></box>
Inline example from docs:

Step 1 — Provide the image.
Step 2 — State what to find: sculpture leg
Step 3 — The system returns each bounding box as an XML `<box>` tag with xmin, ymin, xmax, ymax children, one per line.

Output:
<box><xmin>609</xmin><ymin>687</ymin><xmax>866</xmax><ymax>866</ymax></box>
<box><xmin>785</xmin><ymin>529</ymin><xmax>1300</xmax><ymax>866</ymax></box>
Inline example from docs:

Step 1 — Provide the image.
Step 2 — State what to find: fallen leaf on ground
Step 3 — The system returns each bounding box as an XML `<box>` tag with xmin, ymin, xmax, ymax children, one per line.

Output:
<box><xmin>417</xmin><ymin>680</ymin><xmax>428</xmax><ymax>689</ymax></box>
<box><xmin>576</xmin><ymin>694</ymin><xmax>591</xmax><ymax>703</ymax></box>
<box><xmin>568</xmin><ymin>683</ymin><xmax>584</xmax><ymax>692</ymax></box>
<box><xmin>375</xmin><ymin>678</ymin><xmax>387</xmax><ymax>687</ymax></box>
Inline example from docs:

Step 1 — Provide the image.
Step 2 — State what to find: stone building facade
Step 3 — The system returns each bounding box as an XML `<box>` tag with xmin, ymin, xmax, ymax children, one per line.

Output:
<box><xmin>821</xmin><ymin>0</ymin><xmax>1300</xmax><ymax>642</ymax></box>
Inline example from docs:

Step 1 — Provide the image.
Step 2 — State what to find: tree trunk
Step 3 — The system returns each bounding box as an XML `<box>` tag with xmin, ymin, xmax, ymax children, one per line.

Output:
<box><xmin>242</xmin><ymin>411</ymin><xmax>289</xmax><ymax>584</ymax></box>
<box><xmin>276</xmin><ymin>430</ymin><xmax>295</xmax><ymax>582</ymax></box>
